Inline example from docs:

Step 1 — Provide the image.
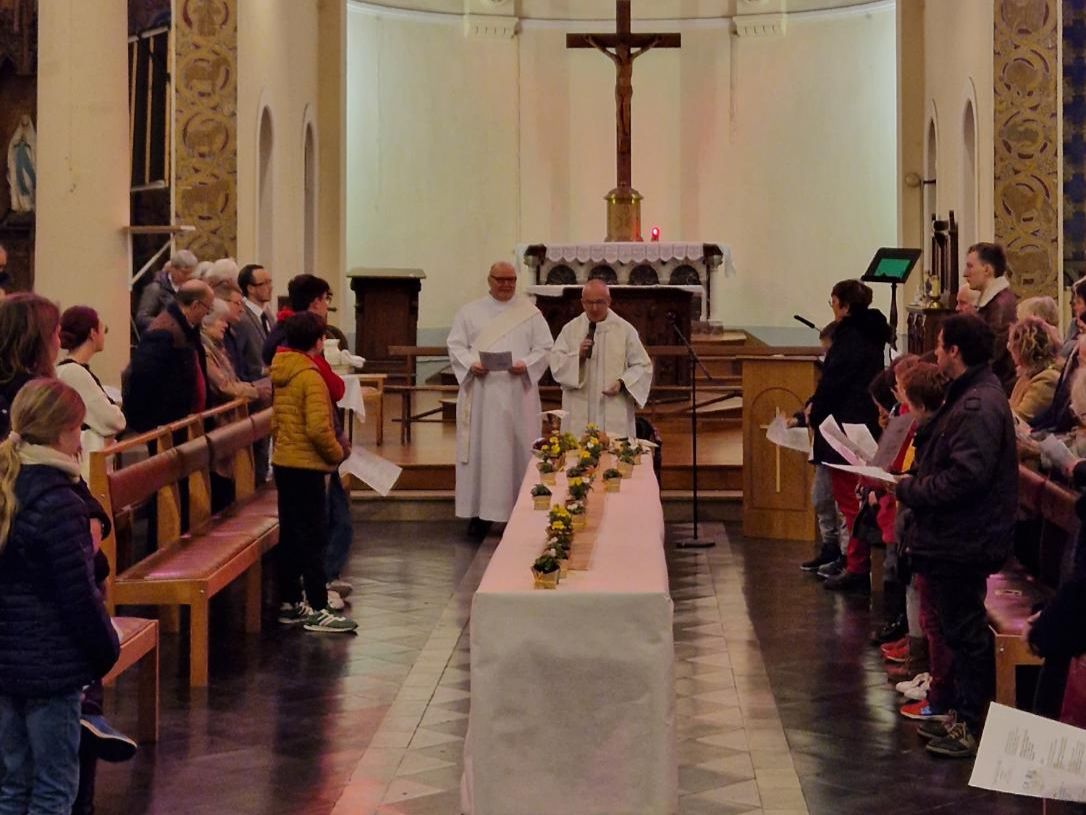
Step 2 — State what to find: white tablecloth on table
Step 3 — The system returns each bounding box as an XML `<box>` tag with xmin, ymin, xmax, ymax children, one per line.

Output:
<box><xmin>461</xmin><ymin>460</ymin><xmax>677</xmax><ymax>815</ymax></box>
<box><xmin>526</xmin><ymin>283</ymin><xmax>704</xmax><ymax>299</ymax></box>
<box><xmin>337</xmin><ymin>373</ymin><xmax>366</xmax><ymax>420</ymax></box>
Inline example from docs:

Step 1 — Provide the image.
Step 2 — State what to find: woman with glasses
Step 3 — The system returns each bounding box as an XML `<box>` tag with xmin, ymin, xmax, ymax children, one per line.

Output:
<box><xmin>56</xmin><ymin>306</ymin><xmax>126</xmax><ymax>478</ymax></box>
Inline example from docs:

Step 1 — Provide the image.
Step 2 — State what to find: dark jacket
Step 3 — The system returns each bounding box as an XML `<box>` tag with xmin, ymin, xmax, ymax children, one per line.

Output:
<box><xmin>261</xmin><ymin>307</ymin><xmax>348</xmax><ymax>368</ymax></box>
<box><xmin>979</xmin><ymin>285</ymin><xmax>1019</xmax><ymax>395</ymax></box>
<box><xmin>123</xmin><ymin>302</ymin><xmax>208</xmax><ymax>431</ymax></box>
<box><xmin>897</xmin><ymin>363</ymin><xmax>1018</xmax><ymax>571</ymax></box>
<box><xmin>1030</xmin><ymin>351</ymin><xmax>1079</xmax><ymax>433</ymax></box>
<box><xmin>807</xmin><ymin>307</ymin><xmax>890</xmax><ymax>464</ymax></box>
<box><xmin>0</xmin><ymin>465</ymin><xmax>120</xmax><ymax>696</ymax></box>
<box><xmin>134</xmin><ymin>268</ymin><xmax>177</xmax><ymax>334</ymax></box>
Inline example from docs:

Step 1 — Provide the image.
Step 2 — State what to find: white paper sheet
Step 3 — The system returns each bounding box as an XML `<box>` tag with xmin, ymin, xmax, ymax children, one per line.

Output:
<box><xmin>826</xmin><ymin>463</ymin><xmax>899</xmax><ymax>484</ymax></box>
<box><xmin>478</xmin><ymin>350</ymin><xmax>513</xmax><ymax>372</ymax></box>
<box><xmin>339</xmin><ymin>444</ymin><xmax>403</xmax><ymax>496</ymax></box>
<box><xmin>842</xmin><ymin>423</ymin><xmax>878</xmax><ymax>461</ymax></box>
<box><xmin>818</xmin><ymin>416</ymin><xmax>866</xmax><ymax>465</ymax></box>
<box><xmin>871</xmin><ymin>413</ymin><xmax>915</xmax><ymax>470</ymax></box>
<box><xmin>767</xmin><ymin>414</ymin><xmax>812</xmax><ymax>454</ymax></box>
<box><xmin>970</xmin><ymin>703</ymin><xmax>1086</xmax><ymax>802</ymax></box>
<box><xmin>1039</xmin><ymin>434</ymin><xmax>1077</xmax><ymax>472</ymax></box>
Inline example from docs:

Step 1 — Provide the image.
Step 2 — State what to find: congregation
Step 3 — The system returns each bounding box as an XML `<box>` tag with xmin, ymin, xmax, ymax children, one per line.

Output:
<box><xmin>795</xmin><ymin>241</ymin><xmax>1086</xmax><ymax>762</ymax></box>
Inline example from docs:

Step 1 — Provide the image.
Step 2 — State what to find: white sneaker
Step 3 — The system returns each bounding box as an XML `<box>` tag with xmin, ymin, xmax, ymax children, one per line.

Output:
<box><xmin>903</xmin><ymin>675</ymin><xmax>932</xmax><ymax>701</ymax></box>
<box><xmin>326</xmin><ymin>589</ymin><xmax>347</xmax><ymax>611</ymax></box>
<box><xmin>303</xmin><ymin>608</ymin><xmax>358</xmax><ymax>634</ymax></box>
<box><xmin>895</xmin><ymin>671</ymin><xmax>931</xmax><ymax>694</ymax></box>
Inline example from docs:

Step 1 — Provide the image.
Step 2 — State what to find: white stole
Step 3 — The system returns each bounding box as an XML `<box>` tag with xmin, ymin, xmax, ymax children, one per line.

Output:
<box><xmin>456</xmin><ymin>296</ymin><xmax>540</xmax><ymax>464</ymax></box>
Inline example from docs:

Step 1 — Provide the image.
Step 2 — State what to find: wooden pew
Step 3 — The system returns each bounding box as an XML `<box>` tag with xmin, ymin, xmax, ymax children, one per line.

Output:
<box><xmin>995</xmin><ymin>465</ymin><xmax>1079</xmax><ymax>707</ymax></box>
<box><xmin>90</xmin><ymin>404</ymin><xmax>278</xmax><ymax>687</ymax></box>
<box><xmin>103</xmin><ymin>617</ymin><xmax>159</xmax><ymax>743</ymax></box>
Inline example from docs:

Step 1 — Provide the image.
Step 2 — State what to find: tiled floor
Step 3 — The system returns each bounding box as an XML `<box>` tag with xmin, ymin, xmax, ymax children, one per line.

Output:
<box><xmin>94</xmin><ymin>517</ymin><xmax>1039</xmax><ymax>814</ymax></box>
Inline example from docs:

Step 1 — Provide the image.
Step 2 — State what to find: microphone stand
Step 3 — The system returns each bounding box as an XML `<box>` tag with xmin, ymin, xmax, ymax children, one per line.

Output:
<box><xmin>669</xmin><ymin>315</ymin><xmax>715</xmax><ymax>549</ymax></box>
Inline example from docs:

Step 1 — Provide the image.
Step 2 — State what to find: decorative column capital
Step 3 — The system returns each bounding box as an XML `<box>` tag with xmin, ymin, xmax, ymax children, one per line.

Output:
<box><xmin>464</xmin><ymin>0</ymin><xmax>518</xmax><ymax>39</ymax></box>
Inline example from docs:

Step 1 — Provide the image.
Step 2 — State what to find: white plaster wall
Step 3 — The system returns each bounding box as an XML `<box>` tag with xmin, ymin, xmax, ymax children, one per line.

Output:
<box><xmin>921</xmin><ymin>0</ymin><xmax>995</xmax><ymax>255</ymax></box>
<box><xmin>347</xmin><ymin>4</ymin><xmax>898</xmax><ymax>336</ymax></box>
<box><xmin>35</xmin><ymin>0</ymin><xmax>131</xmax><ymax>384</ymax></box>
<box><xmin>239</xmin><ymin>1</ymin><xmax>348</xmax><ymax>328</ymax></box>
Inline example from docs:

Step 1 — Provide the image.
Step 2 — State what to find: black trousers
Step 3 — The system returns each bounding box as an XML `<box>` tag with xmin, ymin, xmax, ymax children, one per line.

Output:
<box><xmin>273</xmin><ymin>466</ymin><xmax>329</xmax><ymax>612</ymax></box>
<box><xmin>921</xmin><ymin>568</ymin><xmax>994</xmax><ymax>731</ymax></box>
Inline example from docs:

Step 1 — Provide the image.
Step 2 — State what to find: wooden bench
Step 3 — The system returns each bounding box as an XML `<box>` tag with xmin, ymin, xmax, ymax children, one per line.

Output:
<box><xmin>993</xmin><ymin>465</ymin><xmax>1080</xmax><ymax>707</ymax></box>
<box><xmin>104</xmin><ymin>617</ymin><xmax>159</xmax><ymax>743</ymax></box>
<box><xmin>91</xmin><ymin>404</ymin><xmax>278</xmax><ymax>687</ymax></box>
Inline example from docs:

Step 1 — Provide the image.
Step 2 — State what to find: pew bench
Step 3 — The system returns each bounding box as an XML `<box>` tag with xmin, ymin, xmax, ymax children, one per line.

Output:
<box><xmin>92</xmin><ymin>406</ymin><xmax>278</xmax><ymax>687</ymax></box>
<box><xmin>103</xmin><ymin>617</ymin><xmax>159</xmax><ymax>743</ymax></box>
<box><xmin>986</xmin><ymin>563</ymin><xmax>1051</xmax><ymax>707</ymax></box>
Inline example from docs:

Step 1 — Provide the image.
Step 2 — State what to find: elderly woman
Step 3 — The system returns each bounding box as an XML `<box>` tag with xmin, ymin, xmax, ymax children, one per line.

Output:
<box><xmin>1017</xmin><ymin>295</ymin><xmax>1060</xmax><ymax>328</ymax></box>
<box><xmin>1008</xmin><ymin>316</ymin><xmax>1061</xmax><ymax>422</ymax></box>
<box><xmin>201</xmin><ymin>299</ymin><xmax>261</xmax><ymax>406</ymax></box>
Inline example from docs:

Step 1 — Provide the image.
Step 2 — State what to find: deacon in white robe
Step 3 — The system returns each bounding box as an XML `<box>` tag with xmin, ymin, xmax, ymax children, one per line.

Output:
<box><xmin>550</xmin><ymin>279</ymin><xmax>653</xmax><ymax>439</ymax></box>
<box><xmin>447</xmin><ymin>262</ymin><xmax>553</xmax><ymax>526</ymax></box>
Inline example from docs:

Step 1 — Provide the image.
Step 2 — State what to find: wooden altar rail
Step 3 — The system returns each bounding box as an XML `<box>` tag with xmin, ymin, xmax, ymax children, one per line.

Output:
<box><xmin>385</xmin><ymin>345</ymin><xmax>751</xmax><ymax>444</ymax></box>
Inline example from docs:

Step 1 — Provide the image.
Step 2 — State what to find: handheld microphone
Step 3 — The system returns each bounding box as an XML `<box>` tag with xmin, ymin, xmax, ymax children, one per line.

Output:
<box><xmin>587</xmin><ymin>321</ymin><xmax>597</xmax><ymax>358</ymax></box>
<box><xmin>793</xmin><ymin>314</ymin><xmax>817</xmax><ymax>329</ymax></box>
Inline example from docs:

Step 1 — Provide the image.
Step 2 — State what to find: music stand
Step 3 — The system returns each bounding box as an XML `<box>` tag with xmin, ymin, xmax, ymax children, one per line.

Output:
<box><xmin>860</xmin><ymin>248</ymin><xmax>922</xmax><ymax>345</ymax></box>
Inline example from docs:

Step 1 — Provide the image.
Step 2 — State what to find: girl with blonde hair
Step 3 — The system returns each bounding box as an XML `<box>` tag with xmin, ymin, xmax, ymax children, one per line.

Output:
<box><xmin>1008</xmin><ymin>316</ymin><xmax>1061</xmax><ymax>422</ymax></box>
<box><xmin>0</xmin><ymin>379</ymin><xmax>119</xmax><ymax>813</ymax></box>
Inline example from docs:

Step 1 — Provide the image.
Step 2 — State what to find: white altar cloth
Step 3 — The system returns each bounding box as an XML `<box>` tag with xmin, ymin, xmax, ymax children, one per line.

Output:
<box><xmin>462</xmin><ymin>460</ymin><xmax>677</xmax><ymax>815</ymax></box>
<box><xmin>526</xmin><ymin>283</ymin><xmax>703</xmax><ymax>299</ymax></box>
<box><xmin>539</xmin><ymin>241</ymin><xmax>729</xmax><ymax>267</ymax></box>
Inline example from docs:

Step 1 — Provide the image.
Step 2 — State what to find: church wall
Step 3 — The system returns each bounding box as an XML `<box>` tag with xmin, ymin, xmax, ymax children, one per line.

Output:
<box><xmin>920</xmin><ymin>0</ymin><xmax>996</xmax><ymax>269</ymax></box>
<box><xmin>35</xmin><ymin>0</ymin><xmax>131</xmax><ymax>384</ymax></box>
<box><xmin>346</xmin><ymin>4</ymin><xmax>897</xmax><ymax>338</ymax></box>
<box><xmin>237</xmin><ymin>1</ymin><xmax>347</xmax><ymax>326</ymax></box>
<box><xmin>345</xmin><ymin>6</ymin><xmax>520</xmax><ymax>337</ymax></box>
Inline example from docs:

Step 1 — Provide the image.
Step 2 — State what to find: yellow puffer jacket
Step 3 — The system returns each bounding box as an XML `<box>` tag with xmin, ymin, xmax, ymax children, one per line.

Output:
<box><xmin>270</xmin><ymin>350</ymin><xmax>343</xmax><ymax>471</ymax></box>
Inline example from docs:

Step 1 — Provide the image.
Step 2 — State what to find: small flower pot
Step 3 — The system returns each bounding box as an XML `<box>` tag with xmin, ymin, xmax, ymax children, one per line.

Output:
<box><xmin>617</xmin><ymin>461</ymin><xmax>634</xmax><ymax>478</ymax></box>
<box><xmin>558</xmin><ymin>558</ymin><xmax>570</xmax><ymax>578</ymax></box>
<box><xmin>604</xmin><ymin>478</ymin><xmax>621</xmax><ymax>493</ymax></box>
<box><xmin>533</xmin><ymin>496</ymin><xmax>551</xmax><ymax>511</ymax></box>
<box><xmin>571</xmin><ymin>515</ymin><xmax>586</xmax><ymax>531</ymax></box>
<box><xmin>532</xmin><ymin>568</ymin><xmax>560</xmax><ymax>589</ymax></box>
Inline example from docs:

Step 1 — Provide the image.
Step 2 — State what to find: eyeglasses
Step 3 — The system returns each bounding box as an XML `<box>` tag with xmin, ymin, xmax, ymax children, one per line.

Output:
<box><xmin>195</xmin><ymin>299</ymin><xmax>213</xmax><ymax>313</ymax></box>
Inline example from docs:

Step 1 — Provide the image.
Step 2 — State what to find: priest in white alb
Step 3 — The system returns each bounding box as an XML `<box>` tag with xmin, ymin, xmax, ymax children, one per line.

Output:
<box><xmin>447</xmin><ymin>262</ymin><xmax>554</xmax><ymax>536</ymax></box>
<box><xmin>550</xmin><ymin>279</ymin><xmax>653</xmax><ymax>439</ymax></box>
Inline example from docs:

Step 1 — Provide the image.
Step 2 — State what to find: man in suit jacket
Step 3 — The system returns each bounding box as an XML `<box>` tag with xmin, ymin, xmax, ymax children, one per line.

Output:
<box><xmin>236</xmin><ymin>264</ymin><xmax>274</xmax><ymax>382</ymax></box>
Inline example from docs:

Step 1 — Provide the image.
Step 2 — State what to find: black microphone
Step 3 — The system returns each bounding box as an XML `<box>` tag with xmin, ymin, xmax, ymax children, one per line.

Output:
<box><xmin>793</xmin><ymin>314</ymin><xmax>817</xmax><ymax>329</ymax></box>
<box><xmin>587</xmin><ymin>321</ymin><xmax>597</xmax><ymax>358</ymax></box>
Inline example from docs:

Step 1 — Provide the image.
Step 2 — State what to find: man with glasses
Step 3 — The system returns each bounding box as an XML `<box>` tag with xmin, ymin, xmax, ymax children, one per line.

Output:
<box><xmin>550</xmin><ymin>279</ymin><xmax>652</xmax><ymax>439</ymax></box>
<box><xmin>123</xmin><ymin>280</ymin><xmax>214</xmax><ymax>431</ymax></box>
<box><xmin>448</xmin><ymin>261</ymin><xmax>554</xmax><ymax>537</ymax></box>
<box><xmin>236</xmin><ymin>264</ymin><xmax>274</xmax><ymax>380</ymax></box>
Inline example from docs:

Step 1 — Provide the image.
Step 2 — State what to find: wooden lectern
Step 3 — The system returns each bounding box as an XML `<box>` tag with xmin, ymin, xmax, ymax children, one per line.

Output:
<box><xmin>348</xmin><ymin>268</ymin><xmax>425</xmax><ymax>375</ymax></box>
<box><xmin>740</xmin><ymin>355</ymin><xmax>820</xmax><ymax>541</ymax></box>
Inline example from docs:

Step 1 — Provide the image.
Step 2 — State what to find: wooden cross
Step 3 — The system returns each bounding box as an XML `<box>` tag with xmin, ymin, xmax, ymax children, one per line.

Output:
<box><xmin>566</xmin><ymin>0</ymin><xmax>681</xmax><ymax>193</ymax></box>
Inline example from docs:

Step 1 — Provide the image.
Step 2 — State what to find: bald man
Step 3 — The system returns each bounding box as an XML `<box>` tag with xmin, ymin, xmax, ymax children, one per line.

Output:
<box><xmin>550</xmin><ymin>279</ymin><xmax>652</xmax><ymax>438</ymax></box>
<box><xmin>447</xmin><ymin>262</ymin><xmax>554</xmax><ymax>534</ymax></box>
<box><xmin>123</xmin><ymin>279</ymin><xmax>215</xmax><ymax>431</ymax></box>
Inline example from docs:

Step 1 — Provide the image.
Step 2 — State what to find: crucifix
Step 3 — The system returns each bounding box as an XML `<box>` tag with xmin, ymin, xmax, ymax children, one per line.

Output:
<box><xmin>567</xmin><ymin>0</ymin><xmax>681</xmax><ymax>242</ymax></box>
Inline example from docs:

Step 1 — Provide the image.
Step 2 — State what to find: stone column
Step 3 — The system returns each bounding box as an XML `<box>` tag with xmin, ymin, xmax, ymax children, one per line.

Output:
<box><xmin>35</xmin><ymin>0</ymin><xmax>131</xmax><ymax>383</ymax></box>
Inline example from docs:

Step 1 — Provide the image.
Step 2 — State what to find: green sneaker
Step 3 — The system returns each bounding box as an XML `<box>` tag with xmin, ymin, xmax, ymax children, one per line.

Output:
<box><xmin>917</xmin><ymin>710</ymin><xmax>956</xmax><ymax>741</ymax></box>
<box><xmin>277</xmin><ymin>602</ymin><xmax>313</xmax><ymax>625</ymax></box>
<box><xmin>303</xmin><ymin>608</ymin><xmax>358</xmax><ymax>634</ymax></box>
<box><xmin>925</xmin><ymin>721</ymin><xmax>977</xmax><ymax>758</ymax></box>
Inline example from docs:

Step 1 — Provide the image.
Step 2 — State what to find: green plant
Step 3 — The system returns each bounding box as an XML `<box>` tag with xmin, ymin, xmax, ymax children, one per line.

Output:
<box><xmin>533</xmin><ymin>550</ymin><xmax>560</xmax><ymax>574</ymax></box>
<box><xmin>538</xmin><ymin>459</ymin><xmax>556</xmax><ymax>474</ymax></box>
<box><xmin>603</xmin><ymin>468</ymin><xmax>622</xmax><ymax>480</ymax></box>
<box><xmin>531</xmin><ymin>484</ymin><xmax>552</xmax><ymax>497</ymax></box>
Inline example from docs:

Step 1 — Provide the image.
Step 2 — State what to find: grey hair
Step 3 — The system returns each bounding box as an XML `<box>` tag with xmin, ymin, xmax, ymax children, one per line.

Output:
<box><xmin>193</xmin><ymin>260</ymin><xmax>214</xmax><ymax>280</ymax></box>
<box><xmin>211</xmin><ymin>258</ymin><xmax>238</xmax><ymax>281</ymax></box>
<box><xmin>170</xmin><ymin>249</ymin><xmax>198</xmax><ymax>270</ymax></box>
<box><xmin>201</xmin><ymin>297</ymin><xmax>231</xmax><ymax>329</ymax></box>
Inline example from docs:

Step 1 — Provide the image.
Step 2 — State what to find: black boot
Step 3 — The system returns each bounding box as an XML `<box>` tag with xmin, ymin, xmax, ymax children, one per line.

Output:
<box><xmin>870</xmin><ymin>613</ymin><xmax>907</xmax><ymax>645</ymax></box>
<box><xmin>800</xmin><ymin>543</ymin><xmax>840</xmax><ymax>572</ymax></box>
<box><xmin>824</xmin><ymin>570</ymin><xmax>871</xmax><ymax>594</ymax></box>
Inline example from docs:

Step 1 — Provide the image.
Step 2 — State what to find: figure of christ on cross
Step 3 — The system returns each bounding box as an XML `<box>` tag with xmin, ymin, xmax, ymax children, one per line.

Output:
<box><xmin>566</xmin><ymin>0</ymin><xmax>681</xmax><ymax>194</ymax></box>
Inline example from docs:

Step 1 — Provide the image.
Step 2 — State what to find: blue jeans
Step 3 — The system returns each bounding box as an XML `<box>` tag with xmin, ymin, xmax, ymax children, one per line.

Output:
<box><xmin>812</xmin><ymin>465</ymin><xmax>847</xmax><ymax>556</ymax></box>
<box><xmin>324</xmin><ymin>475</ymin><xmax>353</xmax><ymax>582</ymax></box>
<box><xmin>0</xmin><ymin>690</ymin><xmax>81</xmax><ymax>815</ymax></box>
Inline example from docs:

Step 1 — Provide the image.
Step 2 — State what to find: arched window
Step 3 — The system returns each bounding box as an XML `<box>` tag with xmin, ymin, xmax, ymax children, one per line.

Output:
<box><xmin>257</xmin><ymin>107</ymin><xmax>275</xmax><ymax>271</ymax></box>
<box><xmin>303</xmin><ymin>121</ymin><xmax>317</xmax><ymax>276</ymax></box>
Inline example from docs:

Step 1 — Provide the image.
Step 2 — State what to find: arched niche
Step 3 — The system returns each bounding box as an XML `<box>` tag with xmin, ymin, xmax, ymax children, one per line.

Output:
<box><xmin>257</xmin><ymin>106</ymin><xmax>275</xmax><ymax>272</ymax></box>
<box><xmin>303</xmin><ymin>118</ymin><xmax>317</xmax><ymax>276</ymax></box>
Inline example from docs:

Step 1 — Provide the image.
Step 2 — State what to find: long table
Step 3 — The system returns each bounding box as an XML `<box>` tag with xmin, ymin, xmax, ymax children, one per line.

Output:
<box><xmin>461</xmin><ymin>457</ymin><xmax>677</xmax><ymax>815</ymax></box>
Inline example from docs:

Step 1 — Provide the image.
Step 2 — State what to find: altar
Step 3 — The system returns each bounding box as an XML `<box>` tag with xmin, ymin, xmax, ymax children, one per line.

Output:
<box><xmin>462</xmin><ymin>458</ymin><xmax>676</xmax><ymax>814</ymax></box>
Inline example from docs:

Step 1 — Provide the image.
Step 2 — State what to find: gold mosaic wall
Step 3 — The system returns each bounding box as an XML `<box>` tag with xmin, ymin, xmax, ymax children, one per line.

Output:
<box><xmin>173</xmin><ymin>0</ymin><xmax>237</xmax><ymax>259</ymax></box>
<box><xmin>994</xmin><ymin>0</ymin><xmax>1059</xmax><ymax>298</ymax></box>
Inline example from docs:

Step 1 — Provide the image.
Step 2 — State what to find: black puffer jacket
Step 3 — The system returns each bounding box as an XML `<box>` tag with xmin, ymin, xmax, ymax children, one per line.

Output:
<box><xmin>897</xmin><ymin>364</ymin><xmax>1018</xmax><ymax>572</ymax></box>
<box><xmin>0</xmin><ymin>464</ymin><xmax>119</xmax><ymax>696</ymax></box>
<box><xmin>807</xmin><ymin>307</ymin><xmax>891</xmax><ymax>464</ymax></box>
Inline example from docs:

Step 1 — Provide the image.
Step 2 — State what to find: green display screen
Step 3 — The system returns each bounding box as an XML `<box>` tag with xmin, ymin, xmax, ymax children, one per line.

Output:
<box><xmin>872</xmin><ymin>257</ymin><xmax>913</xmax><ymax>281</ymax></box>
